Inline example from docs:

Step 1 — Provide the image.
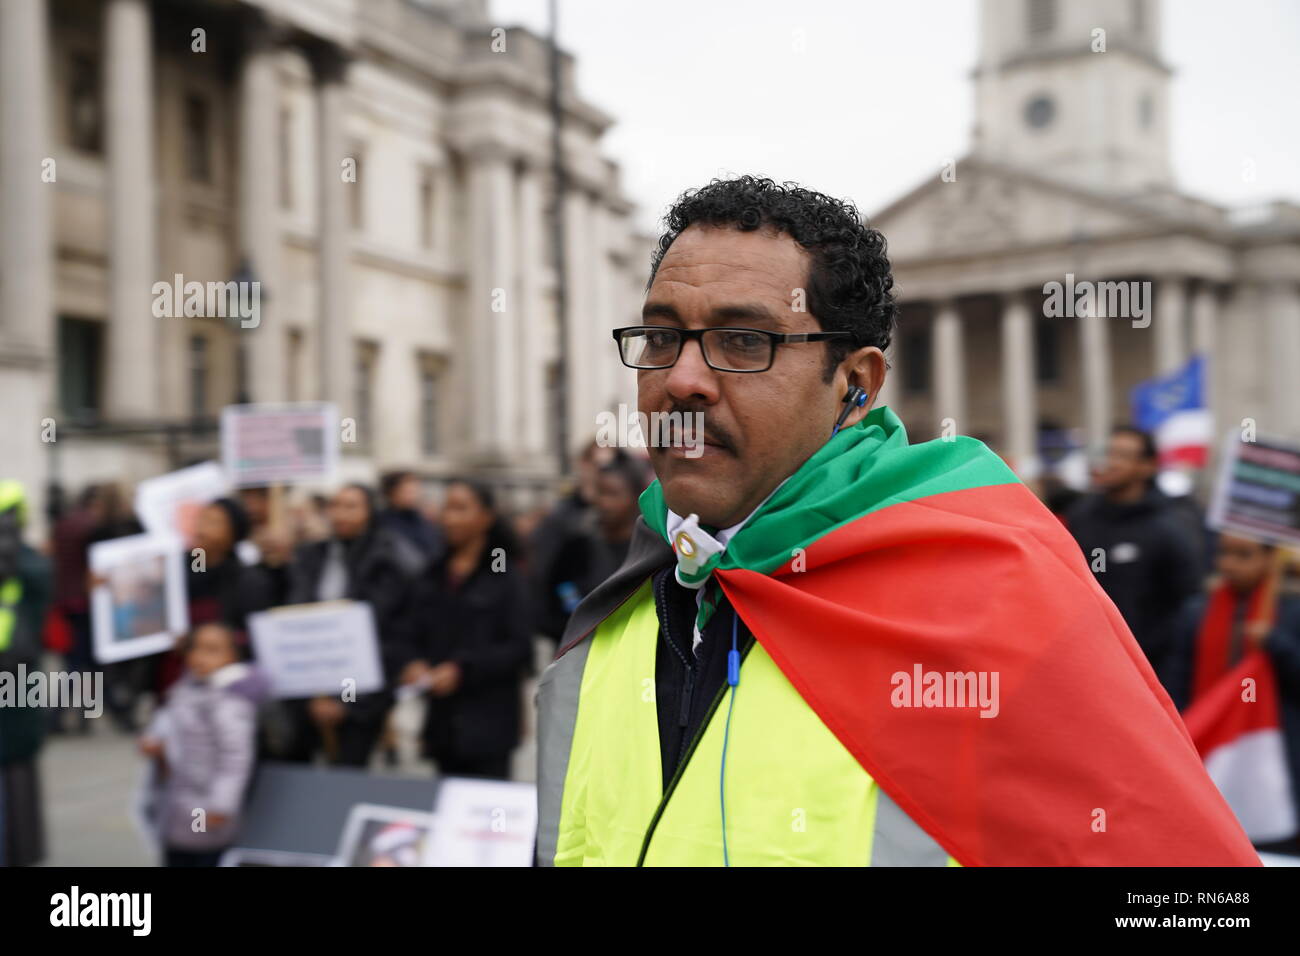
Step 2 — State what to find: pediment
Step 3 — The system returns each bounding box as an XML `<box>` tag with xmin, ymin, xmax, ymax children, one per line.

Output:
<box><xmin>871</xmin><ymin>157</ymin><xmax>1177</xmax><ymax>263</ymax></box>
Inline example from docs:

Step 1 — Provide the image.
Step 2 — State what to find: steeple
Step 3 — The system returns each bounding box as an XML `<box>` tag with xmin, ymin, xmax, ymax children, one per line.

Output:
<box><xmin>971</xmin><ymin>0</ymin><xmax>1173</xmax><ymax>193</ymax></box>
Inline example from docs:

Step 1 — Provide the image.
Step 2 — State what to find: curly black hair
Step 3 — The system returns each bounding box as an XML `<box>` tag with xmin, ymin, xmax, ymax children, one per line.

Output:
<box><xmin>648</xmin><ymin>176</ymin><xmax>898</xmax><ymax>381</ymax></box>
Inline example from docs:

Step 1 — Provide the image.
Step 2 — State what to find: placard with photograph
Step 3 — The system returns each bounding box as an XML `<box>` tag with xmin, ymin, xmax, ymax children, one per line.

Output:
<box><xmin>90</xmin><ymin>534</ymin><xmax>188</xmax><ymax>664</ymax></box>
<box><xmin>424</xmin><ymin>778</ymin><xmax>537</xmax><ymax>868</ymax></box>
<box><xmin>222</xmin><ymin>402</ymin><xmax>338</xmax><ymax>488</ymax></box>
<box><xmin>248</xmin><ymin>600</ymin><xmax>384</xmax><ymax>700</ymax></box>
<box><xmin>335</xmin><ymin>804</ymin><xmax>434</xmax><ymax>867</ymax></box>
<box><xmin>133</xmin><ymin>460</ymin><xmax>229</xmax><ymax>546</ymax></box>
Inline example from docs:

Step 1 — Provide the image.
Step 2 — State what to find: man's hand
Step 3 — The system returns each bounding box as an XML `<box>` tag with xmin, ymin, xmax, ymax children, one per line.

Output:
<box><xmin>428</xmin><ymin>661</ymin><xmax>462</xmax><ymax>697</ymax></box>
<box><xmin>309</xmin><ymin>696</ymin><xmax>347</xmax><ymax>727</ymax></box>
<box><xmin>400</xmin><ymin>659</ymin><xmax>433</xmax><ymax>686</ymax></box>
<box><xmin>139</xmin><ymin>737</ymin><xmax>164</xmax><ymax>759</ymax></box>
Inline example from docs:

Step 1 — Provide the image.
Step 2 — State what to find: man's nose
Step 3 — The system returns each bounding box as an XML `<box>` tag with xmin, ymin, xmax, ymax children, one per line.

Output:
<box><xmin>663</xmin><ymin>338</ymin><xmax>720</xmax><ymax>404</ymax></box>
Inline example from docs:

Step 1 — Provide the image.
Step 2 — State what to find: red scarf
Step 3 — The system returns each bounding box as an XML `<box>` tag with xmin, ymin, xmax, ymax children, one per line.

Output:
<box><xmin>1192</xmin><ymin>582</ymin><xmax>1274</xmax><ymax>704</ymax></box>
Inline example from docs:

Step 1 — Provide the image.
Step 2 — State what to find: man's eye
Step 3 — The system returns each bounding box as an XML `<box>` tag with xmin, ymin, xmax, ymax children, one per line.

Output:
<box><xmin>721</xmin><ymin>332</ymin><xmax>766</xmax><ymax>351</ymax></box>
<box><xmin>644</xmin><ymin>330</ymin><xmax>676</xmax><ymax>349</ymax></box>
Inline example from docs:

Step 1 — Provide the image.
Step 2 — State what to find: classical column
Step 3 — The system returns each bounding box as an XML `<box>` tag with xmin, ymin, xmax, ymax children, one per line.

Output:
<box><xmin>1079</xmin><ymin>289</ymin><xmax>1112</xmax><ymax>454</ymax></box>
<box><xmin>105</xmin><ymin>0</ymin><xmax>159</xmax><ymax>419</ymax></box>
<box><xmin>465</xmin><ymin>148</ymin><xmax>516</xmax><ymax>461</ymax></box>
<box><xmin>1191</xmin><ymin>281</ymin><xmax>1218</xmax><ymax>437</ymax></box>
<box><xmin>1265</xmin><ymin>281</ymin><xmax>1300</xmax><ymax>438</ymax></box>
<box><xmin>0</xmin><ymin>0</ymin><xmax>54</xmax><ymax>538</ymax></box>
<box><xmin>516</xmin><ymin>162</ymin><xmax>547</xmax><ymax>459</ymax></box>
<box><xmin>931</xmin><ymin>299</ymin><xmax>966</xmax><ymax>434</ymax></box>
<box><xmin>563</xmin><ymin>189</ymin><xmax>593</xmax><ymax>450</ymax></box>
<box><xmin>1153</xmin><ymin>275</ymin><xmax>1187</xmax><ymax>375</ymax></box>
<box><xmin>311</xmin><ymin>46</ymin><xmax>352</xmax><ymax>422</ymax></box>
<box><xmin>1000</xmin><ymin>290</ymin><xmax>1038</xmax><ymax>476</ymax></box>
<box><xmin>238</xmin><ymin>15</ymin><xmax>284</xmax><ymax>402</ymax></box>
<box><xmin>0</xmin><ymin>0</ymin><xmax>53</xmax><ymax>355</ymax></box>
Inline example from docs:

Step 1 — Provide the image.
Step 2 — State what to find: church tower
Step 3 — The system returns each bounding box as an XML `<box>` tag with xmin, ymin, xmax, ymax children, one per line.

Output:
<box><xmin>971</xmin><ymin>0</ymin><xmax>1174</xmax><ymax>193</ymax></box>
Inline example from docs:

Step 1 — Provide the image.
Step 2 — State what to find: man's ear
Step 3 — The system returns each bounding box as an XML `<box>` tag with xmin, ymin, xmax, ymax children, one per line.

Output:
<box><xmin>842</xmin><ymin>346</ymin><xmax>887</xmax><ymax>428</ymax></box>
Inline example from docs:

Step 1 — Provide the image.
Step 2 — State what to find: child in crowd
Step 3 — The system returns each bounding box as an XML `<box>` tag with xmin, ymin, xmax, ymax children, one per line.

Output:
<box><xmin>139</xmin><ymin>622</ymin><xmax>266</xmax><ymax>867</ymax></box>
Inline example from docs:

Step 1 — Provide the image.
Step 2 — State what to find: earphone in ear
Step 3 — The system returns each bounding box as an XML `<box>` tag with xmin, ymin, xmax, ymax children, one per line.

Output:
<box><xmin>830</xmin><ymin>386</ymin><xmax>870</xmax><ymax>436</ymax></box>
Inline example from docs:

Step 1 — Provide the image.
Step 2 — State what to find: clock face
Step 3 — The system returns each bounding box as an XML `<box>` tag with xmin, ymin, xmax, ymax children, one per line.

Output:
<box><xmin>1025</xmin><ymin>95</ymin><xmax>1055</xmax><ymax>129</ymax></box>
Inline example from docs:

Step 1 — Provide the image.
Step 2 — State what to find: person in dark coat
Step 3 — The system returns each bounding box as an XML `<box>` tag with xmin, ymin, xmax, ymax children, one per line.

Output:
<box><xmin>0</xmin><ymin>481</ymin><xmax>52</xmax><ymax>866</ymax></box>
<box><xmin>283</xmin><ymin>484</ymin><xmax>416</xmax><ymax>767</ymax></box>
<box><xmin>1162</xmin><ymin>533</ymin><xmax>1300</xmax><ymax>855</ymax></box>
<box><xmin>1065</xmin><ymin>425</ymin><xmax>1204</xmax><ymax>673</ymax></box>
<box><xmin>149</xmin><ymin>498</ymin><xmax>275</xmax><ymax>695</ymax></box>
<box><xmin>404</xmin><ymin>480</ymin><xmax>533</xmax><ymax>779</ymax></box>
<box><xmin>378</xmin><ymin>470</ymin><xmax>445</xmax><ymax>572</ymax></box>
<box><xmin>530</xmin><ymin>444</ymin><xmax>632</xmax><ymax>644</ymax></box>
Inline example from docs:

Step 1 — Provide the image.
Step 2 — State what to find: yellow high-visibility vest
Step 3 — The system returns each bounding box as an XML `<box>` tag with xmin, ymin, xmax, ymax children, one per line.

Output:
<box><xmin>542</xmin><ymin>580</ymin><xmax>958</xmax><ymax>866</ymax></box>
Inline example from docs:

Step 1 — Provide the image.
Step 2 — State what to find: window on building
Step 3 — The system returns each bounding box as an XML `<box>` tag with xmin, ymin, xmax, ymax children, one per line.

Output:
<box><xmin>419</xmin><ymin>359</ymin><xmax>441</xmax><ymax>455</ymax></box>
<box><xmin>287</xmin><ymin>329</ymin><xmax>303</xmax><ymax>401</ymax></box>
<box><xmin>349</xmin><ymin>143</ymin><xmax>365</xmax><ymax>231</ymax></box>
<box><xmin>1026</xmin><ymin>0</ymin><xmax>1056</xmax><ymax>39</ymax></box>
<box><xmin>67</xmin><ymin>52</ymin><xmax>102</xmax><ymax>154</ymax></box>
<box><xmin>190</xmin><ymin>334</ymin><xmax>209</xmax><ymax>418</ymax></box>
<box><xmin>183</xmin><ymin>93</ymin><xmax>213</xmax><ymax>183</ymax></box>
<box><xmin>903</xmin><ymin>328</ymin><xmax>931</xmax><ymax>395</ymax></box>
<box><xmin>57</xmin><ymin>317</ymin><xmax>102</xmax><ymax>423</ymax></box>
<box><xmin>419</xmin><ymin>166</ymin><xmax>436</xmax><ymax>249</ymax></box>
<box><xmin>279</xmin><ymin>106</ymin><xmax>293</xmax><ymax>210</ymax></box>
<box><xmin>355</xmin><ymin>342</ymin><xmax>377</xmax><ymax>448</ymax></box>
<box><xmin>1035</xmin><ymin>317</ymin><xmax>1061</xmax><ymax>385</ymax></box>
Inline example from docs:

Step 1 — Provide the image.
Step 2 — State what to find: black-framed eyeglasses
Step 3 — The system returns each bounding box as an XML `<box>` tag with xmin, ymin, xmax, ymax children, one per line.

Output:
<box><xmin>612</xmin><ymin>325</ymin><xmax>854</xmax><ymax>373</ymax></box>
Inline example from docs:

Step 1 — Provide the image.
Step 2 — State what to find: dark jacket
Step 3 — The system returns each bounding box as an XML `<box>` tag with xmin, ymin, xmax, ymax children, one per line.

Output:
<box><xmin>378</xmin><ymin>508</ymin><xmax>445</xmax><ymax>569</ymax></box>
<box><xmin>529</xmin><ymin>492</ymin><xmax>590</xmax><ymax>642</ymax></box>
<box><xmin>286</xmin><ymin>526</ymin><xmax>418</xmax><ymax>687</ymax></box>
<box><xmin>411</xmin><ymin>554</ymin><xmax>533</xmax><ymax>761</ymax></box>
<box><xmin>186</xmin><ymin>553</ymin><xmax>275</xmax><ymax>638</ymax></box>
<box><xmin>1164</xmin><ymin>591</ymin><xmax>1300</xmax><ymax>830</ymax></box>
<box><xmin>1066</xmin><ymin>486</ymin><xmax>1204</xmax><ymax>671</ymax></box>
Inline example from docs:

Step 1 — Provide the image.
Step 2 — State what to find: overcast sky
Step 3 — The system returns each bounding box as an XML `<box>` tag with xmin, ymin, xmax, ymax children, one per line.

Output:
<box><xmin>488</xmin><ymin>0</ymin><xmax>1300</xmax><ymax>234</ymax></box>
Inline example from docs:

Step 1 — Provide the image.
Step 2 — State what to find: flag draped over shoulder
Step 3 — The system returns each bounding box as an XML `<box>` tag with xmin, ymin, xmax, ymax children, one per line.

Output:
<box><xmin>639</xmin><ymin>406</ymin><xmax>1258</xmax><ymax>866</ymax></box>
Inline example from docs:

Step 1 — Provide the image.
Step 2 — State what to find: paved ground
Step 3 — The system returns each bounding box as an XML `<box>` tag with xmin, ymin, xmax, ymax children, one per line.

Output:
<box><xmin>35</xmin><ymin>646</ymin><xmax>545</xmax><ymax>867</ymax></box>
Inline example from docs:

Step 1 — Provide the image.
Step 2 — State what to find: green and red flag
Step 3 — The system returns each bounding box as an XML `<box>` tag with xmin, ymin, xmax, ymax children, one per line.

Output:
<box><xmin>639</xmin><ymin>405</ymin><xmax>1258</xmax><ymax>866</ymax></box>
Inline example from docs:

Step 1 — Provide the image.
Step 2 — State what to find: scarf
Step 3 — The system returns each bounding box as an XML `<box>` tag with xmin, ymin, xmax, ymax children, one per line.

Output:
<box><xmin>640</xmin><ymin>405</ymin><xmax>1009</xmax><ymax>635</ymax></box>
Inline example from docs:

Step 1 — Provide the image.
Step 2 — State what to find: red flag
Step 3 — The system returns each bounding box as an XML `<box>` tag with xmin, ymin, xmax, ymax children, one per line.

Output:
<box><xmin>1183</xmin><ymin>649</ymin><xmax>1298</xmax><ymax>844</ymax></box>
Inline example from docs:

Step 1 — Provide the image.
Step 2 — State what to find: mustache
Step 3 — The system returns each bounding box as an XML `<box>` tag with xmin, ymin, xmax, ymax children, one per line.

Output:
<box><xmin>657</xmin><ymin>404</ymin><xmax>735</xmax><ymax>452</ymax></box>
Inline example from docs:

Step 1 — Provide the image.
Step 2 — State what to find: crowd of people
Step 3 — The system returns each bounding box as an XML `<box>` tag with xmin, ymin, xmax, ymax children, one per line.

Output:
<box><xmin>2</xmin><ymin>421</ymin><xmax>1298</xmax><ymax>865</ymax></box>
<box><xmin>0</xmin><ymin>443</ymin><xmax>651</xmax><ymax>866</ymax></box>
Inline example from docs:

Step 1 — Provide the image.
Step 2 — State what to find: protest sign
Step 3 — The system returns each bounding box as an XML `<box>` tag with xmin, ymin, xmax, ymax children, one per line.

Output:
<box><xmin>221</xmin><ymin>402</ymin><xmax>338</xmax><ymax>487</ymax></box>
<box><xmin>133</xmin><ymin>461</ymin><xmax>228</xmax><ymax>546</ymax></box>
<box><xmin>248</xmin><ymin>600</ymin><xmax>383</xmax><ymax>700</ymax></box>
<box><xmin>423</xmin><ymin>778</ymin><xmax>537</xmax><ymax>867</ymax></box>
<box><xmin>334</xmin><ymin>804</ymin><xmax>434</xmax><ymax>868</ymax></box>
<box><xmin>1207</xmin><ymin>431</ymin><xmax>1300</xmax><ymax>548</ymax></box>
<box><xmin>90</xmin><ymin>534</ymin><xmax>187</xmax><ymax>664</ymax></box>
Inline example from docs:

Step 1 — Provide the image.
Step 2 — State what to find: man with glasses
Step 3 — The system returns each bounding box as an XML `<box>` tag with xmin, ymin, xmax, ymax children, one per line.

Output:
<box><xmin>536</xmin><ymin>176</ymin><xmax>1255</xmax><ymax>867</ymax></box>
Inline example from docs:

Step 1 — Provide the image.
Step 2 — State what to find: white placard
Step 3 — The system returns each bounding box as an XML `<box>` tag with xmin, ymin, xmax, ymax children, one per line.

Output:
<box><xmin>248</xmin><ymin>600</ymin><xmax>383</xmax><ymax>700</ymax></box>
<box><xmin>221</xmin><ymin>402</ymin><xmax>338</xmax><ymax>488</ymax></box>
<box><xmin>335</xmin><ymin>804</ymin><xmax>435</xmax><ymax>868</ymax></box>
<box><xmin>90</xmin><ymin>534</ymin><xmax>188</xmax><ymax>664</ymax></box>
<box><xmin>133</xmin><ymin>461</ymin><xmax>229</xmax><ymax>546</ymax></box>
<box><xmin>424</xmin><ymin>778</ymin><xmax>537</xmax><ymax>868</ymax></box>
